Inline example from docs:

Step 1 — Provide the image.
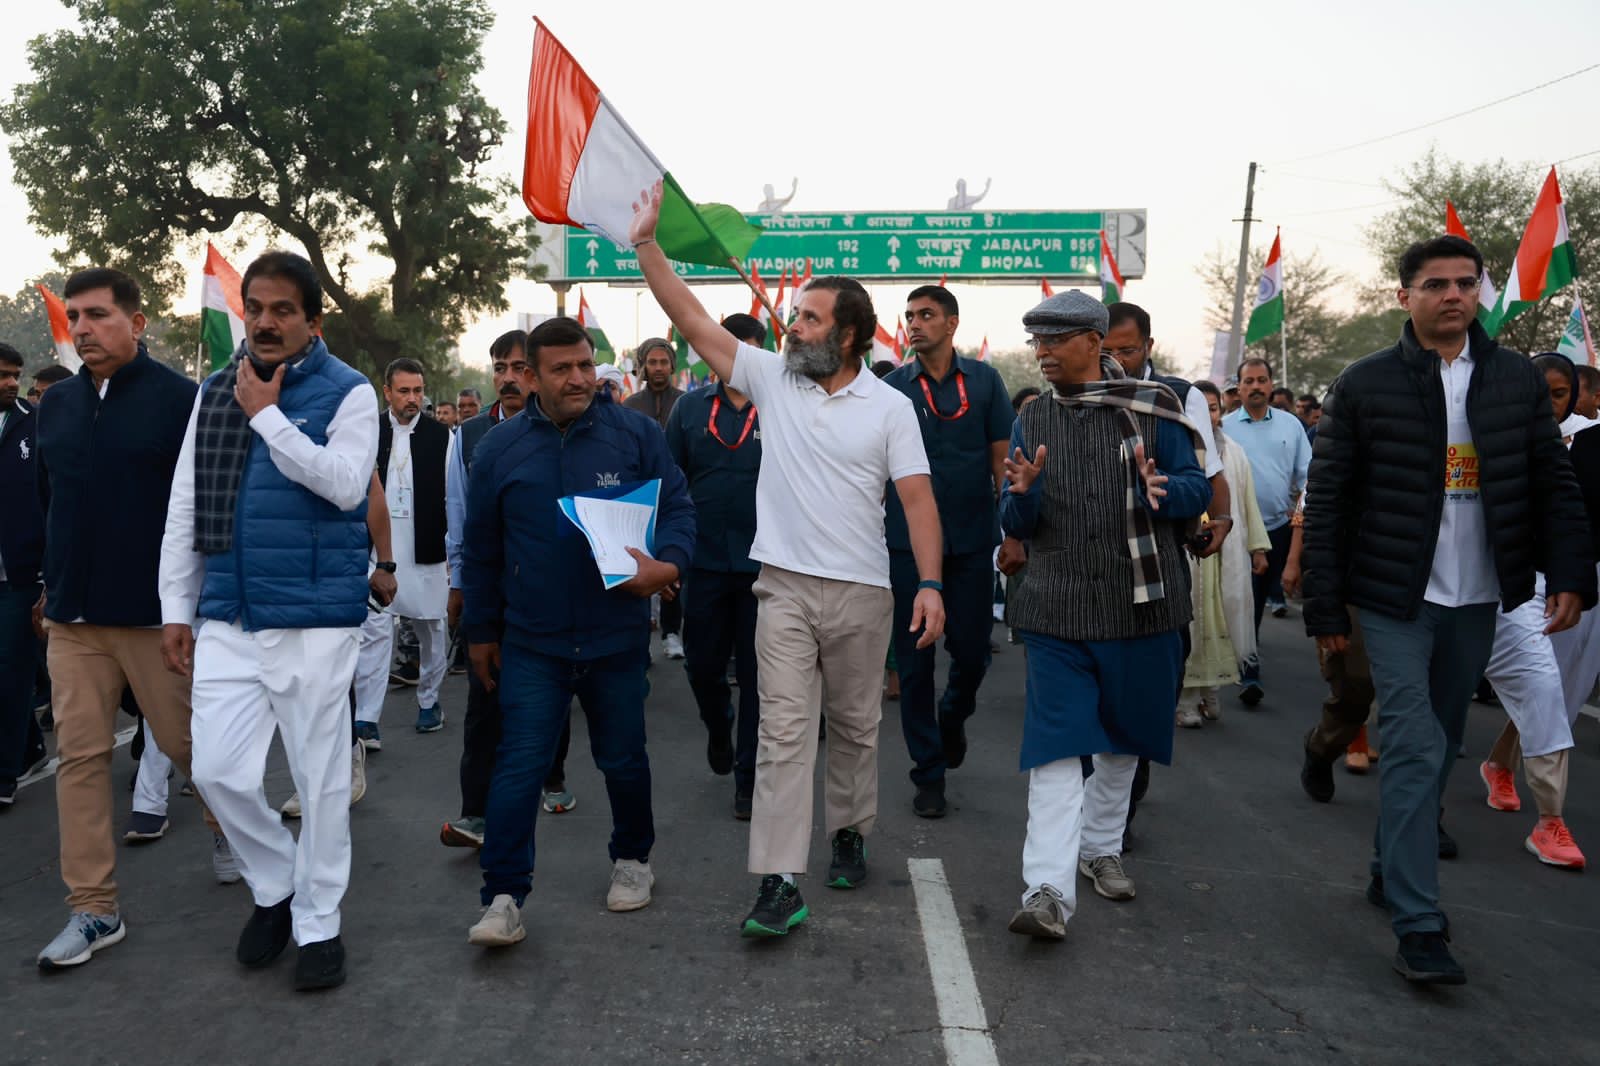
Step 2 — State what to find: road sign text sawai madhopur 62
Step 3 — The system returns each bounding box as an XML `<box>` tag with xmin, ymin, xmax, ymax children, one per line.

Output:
<box><xmin>553</xmin><ymin>209</ymin><xmax>1148</xmax><ymax>283</ymax></box>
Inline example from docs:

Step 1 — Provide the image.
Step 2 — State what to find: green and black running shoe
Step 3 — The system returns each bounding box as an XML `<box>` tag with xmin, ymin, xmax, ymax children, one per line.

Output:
<box><xmin>827</xmin><ymin>828</ymin><xmax>867</xmax><ymax>889</ymax></box>
<box><xmin>740</xmin><ymin>875</ymin><xmax>809</xmax><ymax>938</ymax></box>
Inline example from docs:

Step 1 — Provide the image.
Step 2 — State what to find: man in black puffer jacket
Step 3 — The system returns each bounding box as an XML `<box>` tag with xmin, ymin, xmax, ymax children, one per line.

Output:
<box><xmin>1303</xmin><ymin>234</ymin><xmax>1595</xmax><ymax>987</ymax></box>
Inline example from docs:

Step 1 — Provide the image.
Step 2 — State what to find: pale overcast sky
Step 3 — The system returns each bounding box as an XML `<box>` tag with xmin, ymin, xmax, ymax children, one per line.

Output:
<box><xmin>3</xmin><ymin>0</ymin><xmax>1598</xmax><ymax>384</ymax></box>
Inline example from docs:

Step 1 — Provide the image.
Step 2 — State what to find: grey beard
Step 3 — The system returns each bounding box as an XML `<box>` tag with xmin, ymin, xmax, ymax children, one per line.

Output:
<box><xmin>783</xmin><ymin>335</ymin><xmax>843</xmax><ymax>379</ymax></box>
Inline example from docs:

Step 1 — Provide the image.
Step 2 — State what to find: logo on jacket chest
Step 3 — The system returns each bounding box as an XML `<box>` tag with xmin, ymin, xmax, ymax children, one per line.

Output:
<box><xmin>18</xmin><ymin>439</ymin><xmax>29</xmax><ymax>460</ymax></box>
<box><xmin>595</xmin><ymin>472</ymin><xmax>622</xmax><ymax>488</ymax></box>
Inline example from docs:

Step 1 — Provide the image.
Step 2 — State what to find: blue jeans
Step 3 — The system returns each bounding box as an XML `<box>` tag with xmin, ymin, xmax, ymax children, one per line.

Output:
<box><xmin>1358</xmin><ymin>602</ymin><xmax>1497</xmax><ymax>936</ymax></box>
<box><xmin>0</xmin><ymin>580</ymin><xmax>45</xmax><ymax>786</ymax></box>
<box><xmin>682</xmin><ymin>569</ymin><xmax>760</xmax><ymax>793</ymax></box>
<box><xmin>480</xmin><ymin>643</ymin><xmax>653</xmax><ymax>906</ymax></box>
<box><xmin>891</xmin><ymin>549</ymin><xmax>993</xmax><ymax>788</ymax></box>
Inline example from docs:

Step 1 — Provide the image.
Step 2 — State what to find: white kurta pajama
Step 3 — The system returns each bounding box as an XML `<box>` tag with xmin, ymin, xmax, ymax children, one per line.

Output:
<box><xmin>159</xmin><ymin>381</ymin><xmax>378</xmax><ymax>946</ymax></box>
<box><xmin>355</xmin><ymin>413</ymin><xmax>449</xmax><ymax>724</ymax></box>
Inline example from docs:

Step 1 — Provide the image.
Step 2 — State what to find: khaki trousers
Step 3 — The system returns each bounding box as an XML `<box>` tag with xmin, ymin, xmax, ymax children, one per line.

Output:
<box><xmin>1493</xmin><ymin>727</ymin><xmax>1571</xmax><ymax>818</ymax></box>
<box><xmin>747</xmin><ymin>565</ymin><xmax>893</xmax><ymax>875</ymax></box>
<box><xmin>46</xmin><ymin>622</ymin><xmax>216</xmax><ymax>914</ymax></box>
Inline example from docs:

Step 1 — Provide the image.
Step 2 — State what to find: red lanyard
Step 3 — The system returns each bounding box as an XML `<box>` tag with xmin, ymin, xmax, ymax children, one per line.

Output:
<box><xmin>708</xmin><ymin>395</ymin><xmax>758</xmax><ymax>449</ymax></box>
<box><xmin>919</xmin><ymin>371</ymin><xmax>969</xmax><ymax>421</ymax></box>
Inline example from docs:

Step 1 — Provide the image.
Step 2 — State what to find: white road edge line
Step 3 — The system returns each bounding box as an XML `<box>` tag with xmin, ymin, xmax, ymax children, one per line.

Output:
<box><xmin>17</xmin><ymin>725</ymin><xmax>137</xmax><ymax>789</ymax></box>
<box><xmin>908</xmin><ymin>857</ymin><xmax>1001</xmax><ymax>1066</ymax></box>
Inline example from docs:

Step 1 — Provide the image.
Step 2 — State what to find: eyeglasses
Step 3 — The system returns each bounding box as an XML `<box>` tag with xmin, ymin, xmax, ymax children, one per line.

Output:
<box><xmin>1412</xmin><ymin>277</ymin><xmax>1480</xmax><ymax>294</ymax></box>
<box><xmin>1026</xmin><ymin>329</ymin><xmax>1093</xmax><ymax>352</ymax></box>
<box><xmin>1101</xmin><ymin>345</ymin><xmax>1146</xmax><ymax>360</ymax></box>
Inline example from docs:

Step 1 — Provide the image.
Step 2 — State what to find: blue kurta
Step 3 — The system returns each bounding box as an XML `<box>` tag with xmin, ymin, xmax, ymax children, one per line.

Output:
<box><xmin>1018</xmin><ymin>629</ymin><xmax>1184</xmax><ymax>770</ymax></box>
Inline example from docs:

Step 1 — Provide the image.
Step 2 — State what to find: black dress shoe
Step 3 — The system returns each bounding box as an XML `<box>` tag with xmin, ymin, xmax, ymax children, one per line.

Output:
<box><xmin>1393</xmin><ymin>931</ymin><xmax>1466</xmax><ymax>985</ymax></box>
<box><xmin>236</xmin><ymin>896</ymin><xmax>294</xmax><ymax>967</ymax></box>
<box><xmin>294</xmin><ymin>936</ymin><xmax>346</xmax><ymax>991</ymax></box>
<box><xmin>733</xmin><ymin>788</ymin><xmax>752</xmax><ymax>821</ymax></box>
<box><xmin>913</xmin><ymin>786</ymin><xmax>948</xmax><ymax>818</ymax></box>
<box><xmin>1301</xmin><ymin>736</ymin><xmax>1336</xmax><ymax>803</ymax></box>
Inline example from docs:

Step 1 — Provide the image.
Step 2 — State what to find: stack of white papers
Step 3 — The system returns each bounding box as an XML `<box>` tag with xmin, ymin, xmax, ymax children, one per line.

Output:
<box><xmin>557</xmin><ymin>479</ymin><xmax>661</xmax><ymax>590</ymax></box>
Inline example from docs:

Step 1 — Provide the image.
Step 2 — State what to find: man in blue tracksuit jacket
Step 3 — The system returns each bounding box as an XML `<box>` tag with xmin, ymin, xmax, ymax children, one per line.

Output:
<box><xmin>461</xmin><ymin>316</ymin><xmax>695</xmax><ymax>948</ymax></box>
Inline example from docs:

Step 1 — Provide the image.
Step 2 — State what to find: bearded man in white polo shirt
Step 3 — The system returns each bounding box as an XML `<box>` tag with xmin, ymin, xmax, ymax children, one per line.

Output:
<box><xmin>631</xmin><ymin>182</ymin><xmax>946</xmax><ymax>938</ymax></box>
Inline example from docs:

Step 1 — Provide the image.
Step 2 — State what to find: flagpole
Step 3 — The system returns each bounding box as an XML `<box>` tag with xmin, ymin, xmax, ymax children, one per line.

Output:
<box><xmin>724</xmin><ymin>256</ymin><xmax>785</xmax><ymax>332</ymax></box>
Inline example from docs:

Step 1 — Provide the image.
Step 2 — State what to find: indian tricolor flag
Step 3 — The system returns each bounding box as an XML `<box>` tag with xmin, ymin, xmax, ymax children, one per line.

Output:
<box><xmin>977</xmin><ymin>336</ymin><xmax>991</xmax><ymax>362</ymax></box>
<box><xmin>1098</xmin><ymin>230</ymin><xmax>1125</xmax><ymax>304</ymax></box>
<box><xmin>35</xmin><ymin>284</ymin><xmax>81</xmax><ymax>371</ymax></box>
<box><xmin>200</xmin><ymin>243</ymin><xmax>245</xmax><ymax>372</ymax></box>
<box><xmin>1245</xmin><ymin>229</ymin><xmax>1285</xmax><ymax>344</ymax></box>
<box><xmin>872</xmin><ymin>323</ymin><xmax>900</xmax><ymax>367</ymax></box>
<box><xmin>1494</xmin><ymin>167</ymin><xmax>1578</xmax><ymax>330</ymax></box>
<box><xmin>1041</xmin><ymin>278</ymin><xmax>1055</xmax><ymax>298</ymax></box>
<box><xmin>577</xmin><ymin>289</ymin><xmax>615</xmax><ymax>362</ymax></box>
<box><xmin>522</xmin><ymin>20</ymin><xmax>761</xmax><ymax>267</ymax></box>
<box><xmin>1444</xmin><ymin>202</ymin><xmax>1502</xmax><ymax>334</ymax></box>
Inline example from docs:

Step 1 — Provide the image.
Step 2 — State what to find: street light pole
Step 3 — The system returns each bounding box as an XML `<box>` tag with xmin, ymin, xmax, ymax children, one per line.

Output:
<box><xmin>1227</xmin><ymin>162</ymin><xmax>1259</xmax><ymax>373</ymax></box>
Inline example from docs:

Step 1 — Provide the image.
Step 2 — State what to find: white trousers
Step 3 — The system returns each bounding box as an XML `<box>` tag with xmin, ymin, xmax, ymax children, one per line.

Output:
<box><xmin>1020</xmin><ymin>753</ymin><xmax>1138</xmax><ymax>914</ymax></box>
<box><xmin>1485</xmin><ymin>591</ymin><xmax>1575</xmax><ymax>758</ymax></box>
<box><xmin>132</xmin><ymin>718</ymin><xmax>173</xmax><ymax>818</ymax></box>
<box><xmin>190</xmin><ymin>620</ymin><xmax>359</xmax><ymax>945</ymax></box>
<box><xmin>353</xmin><ymin>612</ymin><xmax>446</xmax><ymax>723</ymax></box>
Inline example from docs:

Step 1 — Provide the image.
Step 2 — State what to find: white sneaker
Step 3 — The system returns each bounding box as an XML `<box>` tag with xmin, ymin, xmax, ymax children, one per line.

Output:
<box><xmin>606</xmin><ymin>859</ymin><xmax>654</xmax><ymax>912</ymax></box>
<box><xmin>468</xmin><ymin>894</ymin><xmax>525</xmax><ymax>946</ymax></box>
<box><xmin>280</xmin><ymin>792</ymin><xmax>302</xmax><ymax>819</ymax></box>
<box><xmin>1175</xmin><ymin>705</ymin><xmax>1204</xmax><ymax>729</ymax></box>
<box><xmin>212</xmin><ymin>834</ymin><xmax>242</xmax><ymax>884</ymax></box>
<box><xmin>350</xmin><ymin>741</ymin><xmax>367</xmax><ymax>807</ymax></box>
<box><xmin>662</xmin><ymin>634</ymin><xmax>685</xmax><ymax>659</ymax></box>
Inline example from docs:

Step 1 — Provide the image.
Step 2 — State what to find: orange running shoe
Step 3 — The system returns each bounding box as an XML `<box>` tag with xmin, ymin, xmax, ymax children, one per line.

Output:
<box><xmin>1526</xmin><ymin>816</ymin><xmax>1585</xmax><ymax>869</ymax></box>
<box><xmin>1479</xmin><ymin>760</ymin><xmax>1521</xmax><ymax>812</ymax></box>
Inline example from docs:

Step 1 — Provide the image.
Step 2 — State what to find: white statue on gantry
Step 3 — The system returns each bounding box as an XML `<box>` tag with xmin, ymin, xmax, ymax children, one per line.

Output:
<box><xmin>757</xmin><ymin>179</ymin><xmax>798</xmax><ymax>220</ymax></box>
<box><xmin>947</xmin><ymin>178</ymin><xmax>991</xmax><ymax>211</ymax></box>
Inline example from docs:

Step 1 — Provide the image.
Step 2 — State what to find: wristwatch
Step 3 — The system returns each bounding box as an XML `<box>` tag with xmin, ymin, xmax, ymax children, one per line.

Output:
<box><xmin>373</xmin><ymin>561</ymin><xmax>398</xmax><ymax>573</ymax></box>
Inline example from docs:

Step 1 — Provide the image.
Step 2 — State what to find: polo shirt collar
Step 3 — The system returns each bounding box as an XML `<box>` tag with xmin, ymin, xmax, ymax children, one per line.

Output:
<box><xmin>910</xmin><ymin>352</ymin><xmax>964</xmax><ymax>383</ymax></box>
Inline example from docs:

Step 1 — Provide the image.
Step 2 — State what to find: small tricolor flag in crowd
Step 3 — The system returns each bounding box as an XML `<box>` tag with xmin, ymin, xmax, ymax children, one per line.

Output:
<box><xmin>1098</xmin><ymin>230</ymin><xmax>1125</xmax><ymax>305</ymax></box>
<box><xmin>1041</xmin><ymin>279</ymin><xmax>1055</xmax><ymax>298</ymax></box>
<box><xmin>35</xmin><ymin>284</ymin><xmax>80</xmax><ymax>371</ymax></box>
<box><xmin>199</xmin><ymin>243</ymin><xmax>245</xmax><ymax>373</ymax></box>
<box><xmin>1556</xmin><ymin>296</ymin><xmax>1597</xmax><ymax>366</ymax></box>
<box><xmin>748</xmin><ymin>266</ymin><xmax>780</xmax><ymax>351</ymax></box>
<box><xmin>977</xmin><ymin>336</ymin><xmax>990</xmax><ymax>362</ymax></box>
<box><xmin>894</xmin><ymin>322</ymin><xmax>909</xmax><ymax>363</ymax></box>
<box><xmin>1494</xmin><ymin>167</ymin><xmax>1578</xmax><ymax>331</ymax></box>
<box><xmin>1245</xmin><ymin>229</ymin><xmax>1285</xmax><ymax>344</ymax></box>
<box><xmin>1444</xmin><ymin>202</ymin><xmax>1503</xmax><ymax>334</ymax></box>
<box><xmin>670</xmin><ymin>325</ymin><xmax>708</xmax><ymax>380</ymax></box>
<box><xmin>578</xmin><ymin>289</ymin><xmax>615</xmax><ymax>362</ymax></box>
<box><xmin>872</xmin><ymin>323</ymin><xmax>900</xmax><ymax>367</ymax></box>
<box><xmin>522</xmin><ymin>20</ymin><xmax>761</xmax><ymax>267</ymax></box>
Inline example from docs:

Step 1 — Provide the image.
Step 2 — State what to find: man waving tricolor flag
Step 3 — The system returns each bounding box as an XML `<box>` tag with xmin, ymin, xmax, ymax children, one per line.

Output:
<box><xmin>522</xmin><ymin>20</ymin><xmax>761</xmax><ymax>268</ymax></box>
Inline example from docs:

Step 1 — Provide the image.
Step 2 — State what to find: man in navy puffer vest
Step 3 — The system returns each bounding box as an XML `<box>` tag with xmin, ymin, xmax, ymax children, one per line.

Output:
<box><xmin>159</xmin><ymin>251</ymin><xmax>378</xmax><ymax>992</ymax></box>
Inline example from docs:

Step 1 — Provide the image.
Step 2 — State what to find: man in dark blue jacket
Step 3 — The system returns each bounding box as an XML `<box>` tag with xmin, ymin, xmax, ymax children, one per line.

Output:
<box><xmin>33</xmin><ymin>269</ymin><xmax>226</xmax><ymax>973</ymax></box>
<box><xmin>666</xmin><ymin>313</ymin><xmax>765</xmax><ymax>819</ymax></box>
<box><xmin>0</xmin><ymin>342</ymin><xmax>48</xmax><ymax>807</ymax></box>
<box><xmin>462</xmin><ymin>316</ymin><xmax>695</xmax><ymax>948</ymax></box>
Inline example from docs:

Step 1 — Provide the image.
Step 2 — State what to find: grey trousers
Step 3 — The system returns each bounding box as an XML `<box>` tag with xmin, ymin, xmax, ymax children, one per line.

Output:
<box><xmin>1358</xmin><ymin>602</ymin><xmax>1497</xmax><ymax>937</ymax></box>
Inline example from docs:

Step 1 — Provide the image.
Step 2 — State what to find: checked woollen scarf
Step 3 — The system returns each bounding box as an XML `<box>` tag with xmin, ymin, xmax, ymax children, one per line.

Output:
<box><xmin>193</xmin><ymin>343</ymin><xmax>260</xmax><ymax>554</ymax></box>
<box><xmin>1051</xmin><ymin>356</ymin><xmax>1206</xmax><ymax>604</ymax></box>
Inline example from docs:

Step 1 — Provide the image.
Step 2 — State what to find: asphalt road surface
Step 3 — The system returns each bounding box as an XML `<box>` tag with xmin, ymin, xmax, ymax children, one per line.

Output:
<box><xmin>4</xmin><ymin>611</ymin><xmax>1598</xmax><ymax>1065</ymax></box>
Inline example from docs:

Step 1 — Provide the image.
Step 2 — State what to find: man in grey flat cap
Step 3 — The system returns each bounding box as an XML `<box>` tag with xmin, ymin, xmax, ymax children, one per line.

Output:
<box><xmin>998</xmin><ymin>290</ymin><xmax>1210</xmax><ymax>940</ymax></box>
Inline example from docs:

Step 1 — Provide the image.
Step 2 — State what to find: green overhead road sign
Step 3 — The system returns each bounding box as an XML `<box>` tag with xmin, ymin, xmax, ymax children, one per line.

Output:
<box><xmin>543</xmin><ymin>209</ymin><xmax>1147</xmax><ymax>284</ymax></box>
